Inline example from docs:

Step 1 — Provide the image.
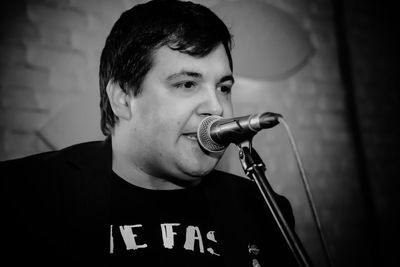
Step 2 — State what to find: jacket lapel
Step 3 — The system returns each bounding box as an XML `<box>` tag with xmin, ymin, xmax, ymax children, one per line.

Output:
<box><xmin>61</xmin><ymin>138</ymin><xmax>112</xmax><ymax>261</ymax></box>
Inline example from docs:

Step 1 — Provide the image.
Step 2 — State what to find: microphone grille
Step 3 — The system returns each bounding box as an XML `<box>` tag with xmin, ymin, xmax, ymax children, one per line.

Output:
<box><xmin>197</xmin><ymin>115</ymin><xmax>226</xmax><ymax>153</ymax></box>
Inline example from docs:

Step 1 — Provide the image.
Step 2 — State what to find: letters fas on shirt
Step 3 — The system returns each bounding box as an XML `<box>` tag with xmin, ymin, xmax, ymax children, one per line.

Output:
<box><xmin>110</xmin><ymin>223</ymin><xmax>220</xmax><ymax>256</ymax></box>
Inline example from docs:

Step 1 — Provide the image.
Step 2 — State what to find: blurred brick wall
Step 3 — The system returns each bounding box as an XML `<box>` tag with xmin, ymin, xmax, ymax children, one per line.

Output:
<box><xmin>2</xmin><ymin>0</ymin><xmax>396</xmax><ymax>267</ymax></box>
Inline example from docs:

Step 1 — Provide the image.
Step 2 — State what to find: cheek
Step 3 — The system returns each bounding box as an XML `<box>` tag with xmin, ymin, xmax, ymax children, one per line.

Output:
<box><xmin>146</xmin><ymin>111</ymin><xmax>180</xmax><ymax>144</ymax></box>
<box><xmin>155</xmin><ymin>103</ymin><xmax>190</xmax><ymax>130</ymax></box>
<box><xmin>223</xmin><ymin>101</ymin><xmax>233</xmax><ymax>117</ymax></box>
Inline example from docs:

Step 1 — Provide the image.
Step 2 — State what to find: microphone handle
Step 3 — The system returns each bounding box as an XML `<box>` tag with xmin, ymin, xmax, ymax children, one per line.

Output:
<box><xmin>211</xmin><ymin>112</ymin><xmax>282</xmax><ymax>146</ymax></box>
<box><xmin>210</xmin><ymin>115</ymin><xmax>258</xmax><ymax>146</ymax></box>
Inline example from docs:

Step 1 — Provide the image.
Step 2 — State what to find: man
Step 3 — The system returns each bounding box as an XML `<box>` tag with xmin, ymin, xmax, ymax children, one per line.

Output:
<box><xmin>1</xmin><ymin>1</ymin><xmax>300</xmax><ymax>266</ymax></box>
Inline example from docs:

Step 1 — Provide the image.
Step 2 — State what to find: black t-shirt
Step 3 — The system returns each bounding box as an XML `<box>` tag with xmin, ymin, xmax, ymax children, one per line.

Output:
<box><xmin>109</xmin><ymin>172</ymin><xmax>225</xmax><ymax>267</ymax></box>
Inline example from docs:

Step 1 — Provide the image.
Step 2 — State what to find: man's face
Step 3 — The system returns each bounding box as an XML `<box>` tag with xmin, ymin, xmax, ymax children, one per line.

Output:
<box><xmin>125</xmin><ymin>44</ymin><xmax>234</xmax><ymax>186</ymax></box>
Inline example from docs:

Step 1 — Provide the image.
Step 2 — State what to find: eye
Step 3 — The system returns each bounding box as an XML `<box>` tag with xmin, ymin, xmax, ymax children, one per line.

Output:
<box><xmin>218</xmin><ymin>85</ymin><xmax>232</xmax><ymax>95</ymax></box>
<box><xmin>175</xmin><ymin>81</ymin><xmax>197</xmax><ymax>90</ymax></box>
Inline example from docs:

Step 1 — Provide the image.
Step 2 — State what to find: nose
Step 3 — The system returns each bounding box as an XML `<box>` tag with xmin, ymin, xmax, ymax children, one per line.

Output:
<box><xmin>197</xmin><ymin>87</ymin><xmax>223</xmax><ymax>117</ymax></box>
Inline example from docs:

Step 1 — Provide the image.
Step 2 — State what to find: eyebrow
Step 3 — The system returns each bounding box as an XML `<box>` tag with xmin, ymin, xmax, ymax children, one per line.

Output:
<box><xmin>219</xmin><ymin>74</ymin><xmax>235</xmax><ymax>85</ymax></box>
<box><xmin>166</xmin><ymin>71</ymin><xmax>202</xmax><ymax>81</ymax></box>
<box><xmin>166</xmin><ymin>70</ymin><xmax>235</xmax><ymax>84</ymax></box>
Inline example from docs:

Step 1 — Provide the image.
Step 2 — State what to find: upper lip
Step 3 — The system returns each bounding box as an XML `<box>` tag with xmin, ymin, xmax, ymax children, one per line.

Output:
<box><xmin>182</xmin><ymin>128</ymin><xmax>198</xmax><ymax>134</ymax></box>
<box><xmin>182</xmin><ymin>131</ymin><xmax>198</xmax><ymax>137</ymax></box>
<box><xmin>182</xmin><ymin>132</ymin><xmax>197</xmax><ymax>136</ymax></box>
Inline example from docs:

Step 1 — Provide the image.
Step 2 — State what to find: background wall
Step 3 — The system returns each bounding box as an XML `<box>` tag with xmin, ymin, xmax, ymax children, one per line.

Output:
<box><xmin>333</xmin><ymin>0</ymin><xmax>399</xmax><ymax>266</ymax></box>
<box><xmin>0</xmin><ymin>0</ymin><xmax>398</xmax><ymax>267</ymax></box>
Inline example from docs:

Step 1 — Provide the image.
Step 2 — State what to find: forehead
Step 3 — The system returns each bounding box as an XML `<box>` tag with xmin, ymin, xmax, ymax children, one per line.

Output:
<box><xmin>150</xmin><ymin>44</ymin><xmax>232</xmax><ymax>79</ymax></box>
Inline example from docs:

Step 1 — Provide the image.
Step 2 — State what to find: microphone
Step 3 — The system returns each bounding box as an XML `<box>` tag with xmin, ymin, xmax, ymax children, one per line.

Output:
<box><xmin>197</xmin><ymin>112</ymin><xmax>282</xmax><ymax>153</ymax></box>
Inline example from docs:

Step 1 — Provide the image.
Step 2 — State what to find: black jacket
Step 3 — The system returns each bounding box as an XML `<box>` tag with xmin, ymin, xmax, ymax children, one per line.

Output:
<box><xmin>0</xmin><ymin>138</ymin><xmax>298</xmax><ymax>267</ymax></box>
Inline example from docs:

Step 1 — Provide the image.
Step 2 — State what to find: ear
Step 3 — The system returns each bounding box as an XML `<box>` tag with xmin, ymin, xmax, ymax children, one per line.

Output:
<box><xmin>106</xmin><ymin>81</ymin><xmax>132</xmax><ymax>121</ymax></box>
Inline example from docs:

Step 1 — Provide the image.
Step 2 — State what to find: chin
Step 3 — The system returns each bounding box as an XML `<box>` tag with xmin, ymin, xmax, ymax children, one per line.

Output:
<box><xmin>181</xmin><ymin>160</ymin><xmax>217</xmax><ymax>178</ymax></box>
<box><xmin>188</xmin><ymin>167</ymin><xmax>213</xmax><ymax>177</ymax></box>
<box><xmin>175</xmin><ymin>150</ymin><xmax>221</xmax><ymax>178</ymax></box>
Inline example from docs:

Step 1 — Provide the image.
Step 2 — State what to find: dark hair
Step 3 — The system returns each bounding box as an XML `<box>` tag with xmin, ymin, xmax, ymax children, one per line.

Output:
<box><xmin>99</xmin><ymin>0</ymin><xmax>233</xmax><ymax>136</ymax></box>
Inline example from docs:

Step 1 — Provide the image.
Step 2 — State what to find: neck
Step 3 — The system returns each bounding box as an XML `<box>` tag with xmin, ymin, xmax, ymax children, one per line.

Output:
<box><xmin>111</xmin><ymin>135</ymin><xmax>199</xmax><ymax>190</ymax></box>
<box><xmin>112</xmin><ymin>152</ymin><xmax>186</xmax><ymax>190</ymax></box>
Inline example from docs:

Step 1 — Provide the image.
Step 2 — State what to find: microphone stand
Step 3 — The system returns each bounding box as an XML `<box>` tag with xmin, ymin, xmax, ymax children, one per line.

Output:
<box><xmin>237</xmin><ymin>141</ymin><xmax>313</xmax><ymax>267</ymax></box>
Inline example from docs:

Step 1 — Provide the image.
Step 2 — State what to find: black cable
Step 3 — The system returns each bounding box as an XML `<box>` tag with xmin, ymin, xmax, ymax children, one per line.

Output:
<box><xmin>278</xmin><ymin>117</ymin><xmax>334</xmax><ymax>267</ymax></box>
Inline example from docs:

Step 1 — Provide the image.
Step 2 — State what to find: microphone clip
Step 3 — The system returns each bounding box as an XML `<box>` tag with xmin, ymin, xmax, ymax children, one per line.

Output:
<box><xmin>237</xmin><ymin>141</ymin><xmax>266</xmax><ymax>178</ymax></box>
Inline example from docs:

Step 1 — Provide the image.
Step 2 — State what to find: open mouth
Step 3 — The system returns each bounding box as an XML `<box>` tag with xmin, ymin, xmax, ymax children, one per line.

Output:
<box><xmin>182</xmin><ymin>133</ymin><xmax>198</xmax><ymax>141</ymax></box>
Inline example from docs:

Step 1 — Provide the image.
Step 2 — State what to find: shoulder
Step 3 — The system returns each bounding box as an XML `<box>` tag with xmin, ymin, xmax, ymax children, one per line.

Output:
<box><xmin>0</xmin><ymin>140</ymin><xmax>106</xmax><ymax>167</ymax></box>
<box><xmin>205</xmin><ymin>169</ymin><xmax>266</xmax><ymax>198</ymax></box>
<box><xmin>204</xmin><ymin>169</ymin><xmax>260</xmax><ymax>200</ymax></box>
<box><xmin>206</xmin><ymin>169</ymin><xmax>295</xmax><ymax>227</ymax></box>
<box><xmin>208</xmin><ymin>169</ymin><xmax>254</xmax><ymax>187</ymax></box>
<box><xmin>0</xmin><ymin>139</ymin><xmax>109</xmax><ymax>190</ymax></box>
